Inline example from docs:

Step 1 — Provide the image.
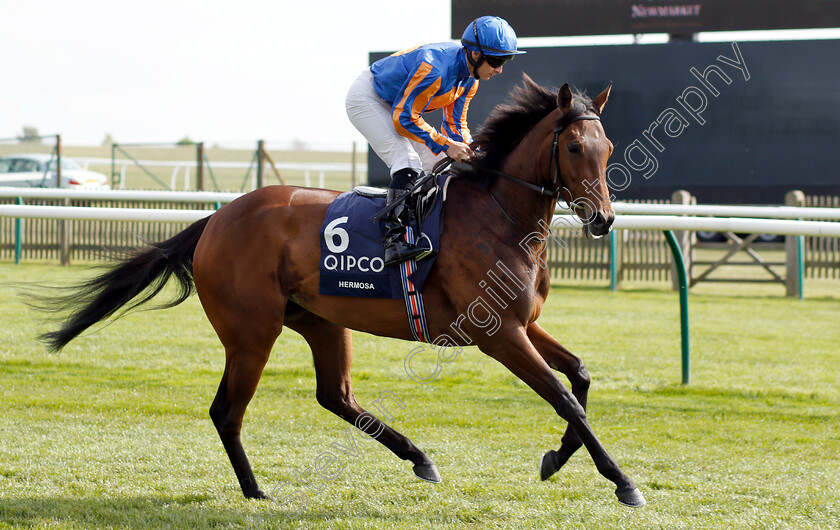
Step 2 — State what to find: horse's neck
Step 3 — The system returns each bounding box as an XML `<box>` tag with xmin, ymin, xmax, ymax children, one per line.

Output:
<box><xmin>495</xmin><ymin>110</ymin><xmax>559</xmax><ymax>235</ymax></box>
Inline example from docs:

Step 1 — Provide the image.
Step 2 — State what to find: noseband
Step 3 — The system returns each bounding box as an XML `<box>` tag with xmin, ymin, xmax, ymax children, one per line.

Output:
<box><xmin>485</xmin><ymin>113</ymin><xmax>601</xmax><ymax>232</ymax></box>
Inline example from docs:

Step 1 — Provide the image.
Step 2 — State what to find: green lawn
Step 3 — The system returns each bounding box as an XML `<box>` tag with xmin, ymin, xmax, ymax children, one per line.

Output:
<box><xmin>0</xmin><ymin>263</ymin><xmax>838</xmax><ymax>529</ymax></box>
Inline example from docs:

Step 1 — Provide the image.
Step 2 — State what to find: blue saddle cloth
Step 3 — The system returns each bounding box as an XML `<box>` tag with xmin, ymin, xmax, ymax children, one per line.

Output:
<box><xmin>318</xmin><ymin>176</ymin><xmax>445</xmax><ymax>299</ymax></box>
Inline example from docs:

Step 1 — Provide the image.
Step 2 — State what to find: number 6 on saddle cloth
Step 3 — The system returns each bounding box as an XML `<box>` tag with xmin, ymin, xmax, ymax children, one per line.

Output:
<box><xmin>318</xmin><ymin>172</ymin><xmax>448</xmax><ymax>342</ymax></box>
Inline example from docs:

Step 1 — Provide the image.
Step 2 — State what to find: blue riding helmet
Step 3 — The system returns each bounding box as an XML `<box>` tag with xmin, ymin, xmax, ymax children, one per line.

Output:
<box><xmin>460</xmin><ymin>16</ymin><xmax>526</xmax><ymax>57</ymax></box>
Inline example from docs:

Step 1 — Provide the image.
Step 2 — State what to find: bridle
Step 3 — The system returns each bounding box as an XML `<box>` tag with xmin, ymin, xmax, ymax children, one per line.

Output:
<box><xmin>484</xmin><ymin>113</ymin><xmax>602</xmax><ymax>233</ymax></box>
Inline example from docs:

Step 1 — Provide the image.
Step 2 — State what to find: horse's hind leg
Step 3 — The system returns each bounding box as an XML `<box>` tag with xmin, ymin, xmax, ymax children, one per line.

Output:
<box><xmin>285</xmin><ymin>310</ymin><xmax>441</xmax><ymax>483</ymax></box>
<box><xmin>527</xmin><ymin>322</ymin><xmax>590</xmax><ymax>481</ymax></box>
<box><xmin>203</xmin><ymin>297</ymin><xmax>284</xmax><ymax>499</ymax></box>
<box><xmin>210</xmin><ymin>350</ymin><xmax>272</xmax><ymax>498</ymax></box>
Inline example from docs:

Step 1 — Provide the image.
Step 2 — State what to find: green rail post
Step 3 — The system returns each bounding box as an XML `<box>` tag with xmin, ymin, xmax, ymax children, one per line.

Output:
<box><xmin>256</xmin><ymin>140</ymin><xmax>264</xmax><ymax>189</ymax></box>
<box><xmin>663</xmin><ymin>230</ymin><xmax>690</xmax><ymax>384</ymax></box>
<box><xmin>111</xmin><ymin>143</ymin><xmax>116</xmax><ymax>188</ymax></box>
<box><xmin>797</xmin><ymin>233</ymin><xmax>804</xmax><ymax>300</ymax></box>
<box><xmin>14</xmin><ymin>196</ymin><xmax>22</xmax><ymax>264</ymax></box>
<box><xmin>55</xmin><ymin>134</ymin><xmax>61</xmax><ymax>187</ymax></box>
<box><xmin>609</xmin><ymin>229</ymin><xmax>618</xmax><ymax>292</ymax></box>
<box><xmin>196</xmin><ymin>142</ymin><xmax>204</xmax><ymax>191</ymax></box>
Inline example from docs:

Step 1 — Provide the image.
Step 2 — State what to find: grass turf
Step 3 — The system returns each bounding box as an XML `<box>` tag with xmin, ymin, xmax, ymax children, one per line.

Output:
<box><xmin>0</xmin><ymin>263</ymin><xmax>838</xmax><ymax>529</ymax></box>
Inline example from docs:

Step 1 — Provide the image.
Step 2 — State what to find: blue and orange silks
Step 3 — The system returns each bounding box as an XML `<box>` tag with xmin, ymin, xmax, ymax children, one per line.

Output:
<box><xmin>370</xmin><ymin>42</ymin><xmax>478</xmax><ymax>154</ymax></box>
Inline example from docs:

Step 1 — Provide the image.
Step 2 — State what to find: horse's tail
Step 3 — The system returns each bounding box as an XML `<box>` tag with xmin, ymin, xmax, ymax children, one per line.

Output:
<box><xmin>33</xmin><ymin>215</ymin><xmax>211</xmax><ymax>353</ymax></box>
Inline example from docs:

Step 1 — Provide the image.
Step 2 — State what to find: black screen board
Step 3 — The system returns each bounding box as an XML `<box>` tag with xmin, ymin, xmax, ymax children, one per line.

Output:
<box><xmin>451</xmin><ymin>0</ymin><xmax>840</xmax><ymax>38</ymax></box>
<box><xmin>367</xmin><ymin>39</ymin><xmax>840</xmax><ymax>205</ymax></box>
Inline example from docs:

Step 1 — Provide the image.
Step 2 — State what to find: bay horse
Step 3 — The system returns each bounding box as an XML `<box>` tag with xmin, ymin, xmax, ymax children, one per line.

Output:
<box><xmin>36</xmin><ymin>74</ymin><xmax>645</xmax><ymax>507</ymax></box>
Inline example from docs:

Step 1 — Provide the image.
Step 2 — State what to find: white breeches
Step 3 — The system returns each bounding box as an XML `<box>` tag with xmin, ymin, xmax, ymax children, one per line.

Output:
<box><xmin>345</xmin><ymin>69</ymin><xmax>443</xmax><ymax>177</ymax></box>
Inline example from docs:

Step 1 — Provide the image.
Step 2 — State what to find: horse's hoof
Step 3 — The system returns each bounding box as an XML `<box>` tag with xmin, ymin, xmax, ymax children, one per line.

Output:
<box><xmin>539</xmin><ymin>450</ymin><xmax>560</xmax><ymax>481</ymax></box>
<box><xmin>245</xmin><ymin>489</ymin><xmax>267</xmax><ymax>500</ymax></box>
<box><xmin>413</xmin><ymin>463</ymin><xmax>441</xmax><ymax>483</ymax></box>
<box><xmin>616</xmin><ymin>487</ymin><xmax>646</xmax><ymax>507</ymax></box>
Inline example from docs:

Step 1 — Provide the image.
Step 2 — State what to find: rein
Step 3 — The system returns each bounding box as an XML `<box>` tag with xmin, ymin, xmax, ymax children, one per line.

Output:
<box><xmin>485</xmin><ymin>113</ymin><xmax>601</xmax><ymax>233</ymax></box>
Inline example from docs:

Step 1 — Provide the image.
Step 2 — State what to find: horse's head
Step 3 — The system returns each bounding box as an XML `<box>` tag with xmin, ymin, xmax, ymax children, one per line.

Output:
<box><xmin>460</xmin><ymin>76</ymin><xmax>616</xmax><ymax>239</ymax></box>
<box><xmin>553</xmin><ymin>82</ymin><xmax>614</xmax><ymax>238</ymax></box>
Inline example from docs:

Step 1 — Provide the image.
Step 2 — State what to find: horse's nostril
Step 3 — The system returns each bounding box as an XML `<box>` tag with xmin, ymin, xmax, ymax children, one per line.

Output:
<box><xmin>584</xmin><ymin>211</ymin><xmax>613</xmax><ymax>239</ymax></box>
<box><xmin>594</xmin><ymin>211</ymin><xmax>607</xmax><ymax>227</ymax></box>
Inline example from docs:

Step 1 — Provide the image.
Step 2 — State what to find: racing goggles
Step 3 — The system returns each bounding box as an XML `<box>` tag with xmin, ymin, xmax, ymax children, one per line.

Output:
<box><xmin>485</xmin><ymin>55</ymin><xmax>514</xmax><ymax>68</ymax></box>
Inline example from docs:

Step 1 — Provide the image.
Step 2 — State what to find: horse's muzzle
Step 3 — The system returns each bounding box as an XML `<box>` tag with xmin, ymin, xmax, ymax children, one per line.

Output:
<box><xmin>583</xmin><ymin>210</ymin><xmax>615</xmax><ymax>239</ymax></box>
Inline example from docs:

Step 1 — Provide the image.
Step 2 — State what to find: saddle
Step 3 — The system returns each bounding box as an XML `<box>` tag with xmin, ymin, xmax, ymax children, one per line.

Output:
<box><xmin>320</xmin><ymin>164</ymin><xmax>452</xmax><ymax>342</ymax></box>
<box><xmin>361</xmin><ymin>162</ymin><xmax>446</xmax><ymax>232</ymax></box>
<box><xmin>319</xmin><ymin>170</ymin><xmax>449</xmax><ymax>298</ymax></box>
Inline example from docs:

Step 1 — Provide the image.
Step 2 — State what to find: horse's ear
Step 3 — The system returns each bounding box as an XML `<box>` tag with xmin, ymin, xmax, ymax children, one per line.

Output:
<box><xmin>557</xmin><ymin>83</ymin><xmax>573</xmax><ymax>114</ymax></box>
<box><xmin>521</xmin><ymin>72</ymin><xmax>538</xmax><ymax>89</ymax></box>
<box><xmin>592</xmin><ymin>82</ymin><xmax>612</xmax><ymax>115</ymax></box>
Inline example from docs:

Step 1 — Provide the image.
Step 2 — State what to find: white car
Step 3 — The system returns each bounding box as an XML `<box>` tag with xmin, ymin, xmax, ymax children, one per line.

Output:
<box><xmin>0</xmin><ymin>153</ymin><xmax>110</xmax><ymax>189</ymax></box>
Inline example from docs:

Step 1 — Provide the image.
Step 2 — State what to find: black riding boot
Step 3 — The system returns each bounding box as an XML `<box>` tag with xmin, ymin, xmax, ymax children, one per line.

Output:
<box><xmin>382</xmin><ymin>168</ymin><xmax>434</xmax><ymax>266</ymax></box>
<box><xmin>383</xmin><ymin>181</ymin><xmax>430</xmax><ymax>266</ymax></box>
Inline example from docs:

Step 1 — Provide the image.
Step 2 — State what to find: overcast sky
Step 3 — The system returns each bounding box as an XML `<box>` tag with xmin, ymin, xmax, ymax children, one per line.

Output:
<box><xmin>2</xmin><ymin>0</ymin><xmax>451</xmax><ymax>148</ymax></box>
<box><xmin>3</xmin><ymin>1</ymin><xmax>838</xmax><ymax>149</ymax></box>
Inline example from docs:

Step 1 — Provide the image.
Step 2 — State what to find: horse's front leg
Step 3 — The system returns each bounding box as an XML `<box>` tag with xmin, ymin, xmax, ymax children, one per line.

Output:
<box><xmin>480</xmin><ymin>325</ymin><xmax>645</xmax><ymax>507</ymax></box>
<box><xmin>527</xmin><ymin>322</ymin><xmax>590</xmax><ymax>481</ymax></box>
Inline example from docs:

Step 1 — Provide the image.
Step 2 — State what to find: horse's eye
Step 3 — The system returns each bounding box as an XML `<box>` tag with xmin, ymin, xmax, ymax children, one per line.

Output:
<box><xmin>568</xmin><ymin>143</ymin><xmax>581</xmax><ymax>154</ymax></box>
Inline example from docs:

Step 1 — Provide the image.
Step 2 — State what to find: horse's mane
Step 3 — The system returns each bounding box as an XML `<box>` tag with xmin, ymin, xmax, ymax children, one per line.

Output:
<box><xmin>452</xmin><ymin>74</ymin><xmax>597</xmax><ymax>187</ymax></box>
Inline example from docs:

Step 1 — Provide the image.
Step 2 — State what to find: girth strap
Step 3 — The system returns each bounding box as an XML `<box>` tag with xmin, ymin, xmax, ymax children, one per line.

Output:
<box><xmin>399</xmin><ymin>227</ymin><xmax>431</xmax><ymax>343</ymax></box>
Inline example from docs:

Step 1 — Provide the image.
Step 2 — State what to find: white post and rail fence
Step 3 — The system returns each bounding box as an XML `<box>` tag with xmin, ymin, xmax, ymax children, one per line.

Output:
<box><xmin>1</xmin><ymin>135</ymin><xmax>364</xmax><ymax>192</ymax></box>
<box><xmin>1</xmin><ymin>187</ymin><xmax>839</xmax><ymax>384</ymax></box>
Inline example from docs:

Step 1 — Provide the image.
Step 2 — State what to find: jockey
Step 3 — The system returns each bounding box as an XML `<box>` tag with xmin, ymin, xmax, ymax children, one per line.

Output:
<box><xmin>346</xmin><ymin>15</ymin><xmax>525</xmax><ymax>266</ymax></box>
